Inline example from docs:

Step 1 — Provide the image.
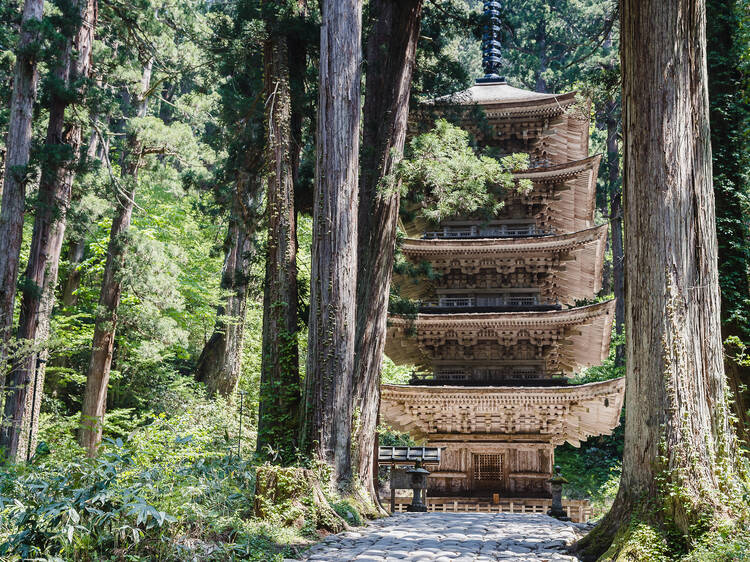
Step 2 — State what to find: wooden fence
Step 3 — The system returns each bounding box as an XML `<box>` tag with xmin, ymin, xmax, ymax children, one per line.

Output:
<box><xmin>391</xmin><ymin>497</ymin><xmax>592</xmax><ymax>523</ymax></box>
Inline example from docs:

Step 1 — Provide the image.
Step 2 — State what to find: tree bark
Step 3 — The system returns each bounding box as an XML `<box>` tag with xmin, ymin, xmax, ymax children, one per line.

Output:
<box><xmin>575</xmin><ymin>0</ymin><xmax>741</xmax><ymax>557</ymax></box>
<box><xmin>195</xmin><ymin>207</ymin><xmax>254</xmax><ymax>397</ymax></box>
<box><xmin>79</xmin><ymin>59</ymin><xmax>151</xmax><ymax>456</ymax></box>
<box><xmin>707</xmin><ymin>0</ymin><xmax>750</xmax><ymax>447</ymax></box>
<box><xmin>352</xmin><ymin>0</ymin><xmax>422</xmax><ymax>505</ymax></box>
<box><xmin>606</xmin><ymin>98</ymin><xmax>625</xmax><ymax>366</ymax></box>
<box><xmin>1</xmin><ymin>0</ymin><xmax>97</xmax><ymax>461</ymax></box>
<box><xmin>61</xmin><ymin>239</ymin><xmax>87</xmax><ymax>307</ymax></box>
<box><xmin>60</xmin><ymin>123</ymin><xmax>102</xmax><ymax>309</ymax></box>
<box><xmin>257</xmin><ymin>24</ymin><xmax>301</xmax><ymax>462</ymax></box>
<box><xmin>300</xmin><ymin>0</ymin><xmax>362</xmax><ymax>490</ymax></box>
<box><xmin>195</xmin><ymin>112</ymin><xmax>264</xmax><ymax>397</ymax></box>
<box><xmin>0</xmin><ymin>0</ymin><xmax>44</xmax><ymax>363</ymax></box>
<box><xmin>533</xmin><ymin>16</ymin><xmax>548</xmax><ymax>93</ymax></box>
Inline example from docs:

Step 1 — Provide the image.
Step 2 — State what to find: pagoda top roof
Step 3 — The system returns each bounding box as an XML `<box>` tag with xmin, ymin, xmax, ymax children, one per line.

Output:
<box><xmin>427</xmin><ymin>82</ymin><xmax>578</xmax><ymax>115</ymax></box>
<box><xmin>380</xmin><ymin>377</ymin><xmax>625</xmax><ymax>446</ymax></box>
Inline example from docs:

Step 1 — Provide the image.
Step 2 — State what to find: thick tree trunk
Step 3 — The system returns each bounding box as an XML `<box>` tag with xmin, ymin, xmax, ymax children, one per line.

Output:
<box><xmin>0</xmin><ymin>0</ymin><xmax>44</xmax><ymax>362</ymax></box>
<box><xmin>257</xmin><ymin>28</ymin><xmax>301</xmax><ymax>461</ymax></box>
<box><xmin>606</xmin><ymin>99</ymin><xmax>625</xmax><ymax>366</ymax></box>
<box><xmin>352</xmin><ymin>0</ymin><xmax>422</xmax><ymax>505</ymax></box>
<box><xmin>79</xmin><ymin>60</ymin><xmax>151</xmax><ymax>456</ymax></box>
<box><xmin>707</xmin><ymin>0</ymin><xmax>750</xmax><ymax>447</ymax></box>
<box><xmin>195</xmin><ymin>211</ymin><xmax>253</xmax><ymax>397</ymax></box>
<box><xmin>575</xmin><ymin>1</ymin><xmax>740</xmax><ymax>557</ymax></box>
<box><xmin>194</xmin><ymin>125</ymin><xmax>264</xmax><ymax>397</ymax></box>
<box><xmin>300</xmin><ymin>0</ymin><xmax>362</xmax><ymax>490</ymax></box>
<box><xmin>1</xmin><ymin>0</ymin><xmax>97</xmax><ymax>461</ymax></box>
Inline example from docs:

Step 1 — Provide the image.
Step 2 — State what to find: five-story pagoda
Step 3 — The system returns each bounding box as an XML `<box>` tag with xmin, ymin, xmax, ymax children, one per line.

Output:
<box><xmin>380</xmin><ymin>1</ymin><xmax>625</xmax><ymax>518</ymax></box>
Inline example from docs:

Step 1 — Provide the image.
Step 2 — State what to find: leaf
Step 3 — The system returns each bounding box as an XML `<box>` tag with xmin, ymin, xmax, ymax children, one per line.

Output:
<box><xmin>67</xmin><ymin>507</ymin><xmax>80</xmax><ymax>524</ymax></box>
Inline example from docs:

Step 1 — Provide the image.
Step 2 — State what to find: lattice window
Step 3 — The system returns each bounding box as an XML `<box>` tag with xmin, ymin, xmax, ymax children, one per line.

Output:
<box><xmin>473</xmin><ymin>454</ymin><xmax>503</xmax><ymax>481</ymax></box>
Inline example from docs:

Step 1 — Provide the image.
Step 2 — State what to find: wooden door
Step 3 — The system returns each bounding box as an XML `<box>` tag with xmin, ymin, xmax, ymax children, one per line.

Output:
<box><xmin>471</xmin><ymin>453</ymin><xmax>507</xmax><ymax>495</ymax></box>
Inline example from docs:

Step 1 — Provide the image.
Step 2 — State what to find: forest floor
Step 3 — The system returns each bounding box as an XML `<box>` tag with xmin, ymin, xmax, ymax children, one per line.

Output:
<box><xmin>296</xmin><ymin>512</ymin><xmax>585</xmax><ymax>561</ymax></box>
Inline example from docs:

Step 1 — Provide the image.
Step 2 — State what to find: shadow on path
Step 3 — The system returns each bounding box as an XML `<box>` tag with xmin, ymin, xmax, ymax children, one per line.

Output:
<box><xmin>295</xmin><ymin>512</ymin><xmax>587</xmax><ymax>561</ymax></box>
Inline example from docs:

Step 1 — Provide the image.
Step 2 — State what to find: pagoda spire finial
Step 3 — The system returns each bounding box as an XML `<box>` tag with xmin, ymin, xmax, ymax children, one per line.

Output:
<box><xmin>478</xmin><ymin>0</ymin><xmax>506</xmax><ymax>84</ymax></box>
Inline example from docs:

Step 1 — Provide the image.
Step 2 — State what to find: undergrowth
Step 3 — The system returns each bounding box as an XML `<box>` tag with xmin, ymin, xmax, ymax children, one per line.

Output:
<box><xmin>0</xmin><ymin>393</ymin><xmax>364</xmax><ymax>561</ymax></box>
<box><xmin>599</xmin><ymin>517</ymin><xmax>750</xmax><ymax>561</ymax></box>
<box><xmin>556</xmin><ymin>428</ymin><xmax>623</xmax><ymax>519</ymax></box>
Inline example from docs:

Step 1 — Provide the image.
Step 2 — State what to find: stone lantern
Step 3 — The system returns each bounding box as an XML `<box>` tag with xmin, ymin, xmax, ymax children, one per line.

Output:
<box><xmin>406</xmin><ymin>461</ymin><xmax>430</xmax><ymax>512</ymax></box>
<box><xmin>547</xmin><ymin>465</ymin><xmax>570</xmax><ymax>521</ymax></box>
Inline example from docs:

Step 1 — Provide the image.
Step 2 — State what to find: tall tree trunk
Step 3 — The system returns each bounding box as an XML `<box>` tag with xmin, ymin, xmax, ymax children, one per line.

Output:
<box><xmin>595</xmin><ymin>103</ymin><xmax>612</xmax><ymax>297</ymax></box>
<box><xmin>0</xmin><ymin>0</ymin><xmax>44</xmax><ymax>365</ymax></box>
<box><xmin>1</xmin><ymin>0</ymin><xmax>97</xmax><ymax>461</ymax></box>
<box><xmin>352</xmin><ymin>0</ymin><xmax>422</xmax><ymax>505</ymax></box>
<box><xmin>606</xmin><ymin>98</ymin><xmax>625</xmax><ymax>366</ymax></box>
<box><xmin>79</xmin><ymin>60</ymin><xmax>151</xmax><ymax>456</ymax></box>
<box><xmin>707</xmin><ymin>0</ymin><xmax>750</xmax><ymax>447</ymax></box>
<box><xmin>195</xmin><ymin>119</ymin><xmax>264</xmax><ymax>396</ymax></box>
<box><xmin>60</xmin><ymin>123</ymin><xmax>103</xmax><ymax>309</ymax></box>
<box><xmin>61</xmin><ymin>239</ymin><xmax>86</xmax><ymax>307</ymax></box>
<box><xmin>534</xmin><ymin>17</ymin><xmax>548</xmax><ymax>93</ymax></box>
<box><xmin>575</xmin><ymin>0</ymin><xmax>741</xmax><ymax>557</ymax></box>
<box><xmin>195</xmin><ymin>206</ymin><xmax>254</xmax><ymax>397</ymax></box>
<box><xmin>257</xmin><ymin>22</ymin><xmax>301</xmax><ymax>462</ymax></box>
<box><xmin>300</xmin><ymin>0</ymin><xmax>362</xmax><ymax>490</ymax></box>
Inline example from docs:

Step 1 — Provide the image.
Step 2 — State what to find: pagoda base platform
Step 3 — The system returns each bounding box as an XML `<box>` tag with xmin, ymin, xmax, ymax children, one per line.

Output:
<box><xmin>389</xmin><ymin>496</ymin><xmax>592</xmax><ymax>523</ymax></box>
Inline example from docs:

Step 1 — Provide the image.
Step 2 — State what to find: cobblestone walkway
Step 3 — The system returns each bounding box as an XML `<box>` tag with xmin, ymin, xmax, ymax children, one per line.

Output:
<box><xmin>298</xmin><ymin>513</ymin><xmax>585</xmax><ymax>561</ymax></box>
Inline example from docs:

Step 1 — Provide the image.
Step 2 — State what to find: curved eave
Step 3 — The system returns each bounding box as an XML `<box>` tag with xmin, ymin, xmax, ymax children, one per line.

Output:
<box><xmin>396</xmin><ymin>225</ymin><xmax>608</xmax><ymax>304</ymax></box>
<box><xmin>388</xmin><ymin>299</ymin><xmax>613</xmax><ymax>328</ymax></box>
<box><xmin>425</xmin><ymin>85</ymin><xmax>578</xmax><ymax>119</ymax></box>
<box><xmin>514</xmin><ymin>154</ymin><xmax>602</xmax><ymax>183</ymax></box>
<box><xmin>401</xmin><ymin>223</ymin><xmax>607</xmax><ymax>255</ymax></box>
<box><xmin>384</xmin><ymin>300</ymin><xmax>615</xmax><ymax>372</ymax></box>
<box><xmin>514</xmin><ymin>154</ymin><xmax>601</xmax><ymax>233</ymax></box>
<box><xmin>380</xmin><ymin>377</ymin><xmax>626</xmax><ymax>446</ymax></box>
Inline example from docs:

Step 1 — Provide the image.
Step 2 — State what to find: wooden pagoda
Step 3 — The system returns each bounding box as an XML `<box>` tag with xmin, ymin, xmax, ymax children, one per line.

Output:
<box><xmin>379</xmin><ymin>6</ymin><xmax>625</xmax><ymax>520</ymax></box>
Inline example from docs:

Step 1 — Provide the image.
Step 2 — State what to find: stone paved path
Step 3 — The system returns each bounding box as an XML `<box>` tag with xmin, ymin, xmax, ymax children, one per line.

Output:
<box><xmin>298</xmin><ymin>513</ymin><xmax>585</xmax><ymax>561</ymax></box>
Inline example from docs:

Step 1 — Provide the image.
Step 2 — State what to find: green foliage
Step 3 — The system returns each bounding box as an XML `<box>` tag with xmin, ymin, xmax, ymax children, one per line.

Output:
<box><xmin>330</xmin><ymin>499</ymin><xmax>363</xmax><ymax>527</ymax></box>
<box><xmin>603</xmin><ymin>521</ymin><xmax>671</xmax><ymax>562</ymax></box>
<box><xmin>499</xmin><ymin>0</ymin><xmax>618</xmax><ymax>94</ymax></box>
<box><xmin>410</xmin><ymin>0</ymin><xmax>482</xmax><ymax>101</ymax></box>
<box><xmin>0</xmin><ymin>395</ymin><xmax>316</xmax><ymax>561</ymax></box>
<box><xmin>393</xmin><ymin>119</ymin><xmax>531</xmax><ymax>224</ymax></box>
<box><xmin>599</xmin><ymin>514</ymin><xmax>750</xmax><ymax>561</ymax></box>
<box><xmin>707</xmin><ymin>0</ymin><xmax>750</xmax><ymax>339</ymax></box>
<box><xmin>257</xmin><ymin>327</ymin><xmax>301</xmax><ymax>465</ymax></box>
<box><xmin>682</xmin><ymin>522</ymin><xmax>750</xmax><ymax>561</ymax></box>
<box><xmin>556</xmin><ymin>441</ymin><xmax>621</xmax><ymax>519</ymax></box>
<box><xmin>381</xmin><ymin>357</ymin><xmax>412</xmax><ymax>385</ymax></box>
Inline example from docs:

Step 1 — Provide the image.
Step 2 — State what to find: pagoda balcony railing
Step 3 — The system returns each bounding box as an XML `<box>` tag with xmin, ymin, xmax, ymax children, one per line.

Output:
<box><xmin>528</xmin><ymin>156</ymin><xmax>552</xmax><ymax>169</ymax></box>
<box><xmin>422</xmin><ymin>225</ymin><xmax>552</xmax><ymax>239</ymax></box>
<box><xmin>420</xmin><ymin>295</ymin><xmax>553</xmax><ymax>308</ymax></box>
<box><xmin>409</xmin><ymin>368</ymin><xmax>567</xmax><ymax>387</ymax></box>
